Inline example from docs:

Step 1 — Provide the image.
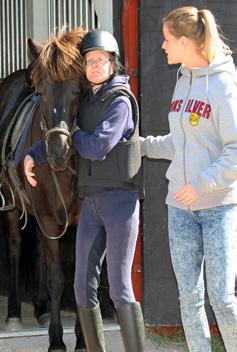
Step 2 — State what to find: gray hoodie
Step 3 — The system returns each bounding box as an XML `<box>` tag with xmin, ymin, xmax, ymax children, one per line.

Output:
<box><xmin>140</xmin><ymin>54</ymin><xmax>237</xmax><ymax>210</ymax></box>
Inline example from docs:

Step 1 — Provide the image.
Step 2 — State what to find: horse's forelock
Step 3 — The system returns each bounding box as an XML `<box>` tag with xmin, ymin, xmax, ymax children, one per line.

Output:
<box><xmin>58</xmin><ymin>26</ymin><xmax>86</xmax><ymax>46</ymax></box>
<box><xmin>30</xmin><ymin>26</ymin><xmax>86</xmax><ymax>88</ymax></box>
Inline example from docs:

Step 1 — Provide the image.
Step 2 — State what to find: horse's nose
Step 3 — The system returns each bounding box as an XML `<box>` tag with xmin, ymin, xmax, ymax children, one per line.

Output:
<box><xmin>50</xmin><ymin>155</ymin><xmax>68</xmax><ymax>171</ymax></box>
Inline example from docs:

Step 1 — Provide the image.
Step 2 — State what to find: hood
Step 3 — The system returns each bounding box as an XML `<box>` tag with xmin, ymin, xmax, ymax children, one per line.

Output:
<box><xmin>101</xmin><ymin>74</ymin><xmax>131</xmax><ymax>92</ymax></box>
<box><xmin>88</xmin><ymin>74</ymin><xmax>131</xmax><ymax>101</ymax></box>
<box><xmin>180</xmin><ymin>54</ymin><xmax>236</xmax><ymax>78</ymax></box>
<box><xmin>173</xmin><ymin>54</ymin><xmax>237</xmax><ymax>104</ymax></box>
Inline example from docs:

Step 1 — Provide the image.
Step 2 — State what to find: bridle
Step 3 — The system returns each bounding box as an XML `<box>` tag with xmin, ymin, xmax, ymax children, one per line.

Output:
<box><xmin>28</xmin><ymin>111</ymin><xmax>78</xmax><ymax>240</ymax></box>
<box><xmin>40</xmin><ymin>112</ymin><xmax>74</xmax><ymax>169</ymax></box>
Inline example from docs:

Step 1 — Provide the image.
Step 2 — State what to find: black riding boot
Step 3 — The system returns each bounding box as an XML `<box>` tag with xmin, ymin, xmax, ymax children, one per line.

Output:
<box><xmin>117</xmin><ymin>302</ymin><xmax>146</xmax><ymax>352</ymax></box>
<box><xmin>78</xmin><ymin>304</ymin><xmax>106</xmax><ymax>352</ymax></box>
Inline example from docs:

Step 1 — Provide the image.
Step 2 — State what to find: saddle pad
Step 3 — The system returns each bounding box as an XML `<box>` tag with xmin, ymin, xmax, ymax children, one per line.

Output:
<box><xmin>11</xmin><ymin>95</ymin><xmax>39</xmax><ymax>168</ymax></box>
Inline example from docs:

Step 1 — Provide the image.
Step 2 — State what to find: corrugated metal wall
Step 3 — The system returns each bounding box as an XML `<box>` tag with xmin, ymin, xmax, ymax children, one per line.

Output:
<box><xmin>48</xmin><ymin>0</ymin><xmax>98</xmax><ymax>34</ymax></box>
<box><xmin>0</xmin><ymin>0</ymin><xmax>98</xmax><ymax>79</ymax></box>
<box><xmin>0</xmin><ymin>0</ymin><xmax>28</xmax><ymax>78</ymax></box>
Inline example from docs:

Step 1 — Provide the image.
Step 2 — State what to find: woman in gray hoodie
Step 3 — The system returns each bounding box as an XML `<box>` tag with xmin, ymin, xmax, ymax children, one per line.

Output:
<box><xmin>140</xmin><ymin>6</ymin><xmax>237</xmax><ymax>352</ymax></box>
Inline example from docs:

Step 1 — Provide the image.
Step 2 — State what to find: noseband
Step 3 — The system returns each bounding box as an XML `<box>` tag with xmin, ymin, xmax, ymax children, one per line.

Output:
<box><xmin>40</xmin><ymin>113</ymin><xmax>73</xmax><ymax>150</ymax></box>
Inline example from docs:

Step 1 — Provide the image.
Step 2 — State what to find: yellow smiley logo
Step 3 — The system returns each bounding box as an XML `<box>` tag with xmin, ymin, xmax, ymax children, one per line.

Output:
<box><xmin>189</xmin><ymin>112</ymin><xmax>201</xmax><ymax>126</ymax></box>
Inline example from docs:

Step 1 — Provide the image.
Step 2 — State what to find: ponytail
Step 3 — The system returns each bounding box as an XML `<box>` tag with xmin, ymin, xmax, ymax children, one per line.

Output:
<box><xmin>199</xmin><ymin>9</ymin><xmax>231</xmax><ymax>62</ymax></box>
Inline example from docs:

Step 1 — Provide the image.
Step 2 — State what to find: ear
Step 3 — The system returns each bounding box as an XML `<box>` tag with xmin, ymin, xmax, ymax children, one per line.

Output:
<box><xmin>179</xmin><ymin>36</ymin><xmax>188</xmax><ymax>50</ymax></box>
<box><xmin>27</xmin><ymin>38</ymin><xmax>43</xmax><ymax>58</ymax></box>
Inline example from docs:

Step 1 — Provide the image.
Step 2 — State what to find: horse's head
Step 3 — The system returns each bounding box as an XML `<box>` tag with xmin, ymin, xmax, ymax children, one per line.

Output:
<box><xmin>36</xmin><ymin>79</ymin><xmax>81</xmax><ymax>171</ymax></box>
<box><xmin>28</xmin><ymin>27</ymin><xmax>87</xmax><ymax>171</ymax></box>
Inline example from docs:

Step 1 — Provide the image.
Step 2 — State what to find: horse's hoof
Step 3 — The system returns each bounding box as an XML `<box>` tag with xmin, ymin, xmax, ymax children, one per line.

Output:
<box><xmin>5</xmin><ymin>317</ymin><xmax>23</xmax><ymax>331</ymax></box>
<box><xmin>75</xmin><ymin>343</ymin><xmax>86</xmax><ymax>351</ymax></box>
<box><xmin>48</xmin><ymin>342</ymin><xmax>66</xmax><ymax>352</ymax></box>
<box><xmin>75</xmin><ymin>337</ymin><xmax>86</xmax><ymax>351</ymax></box>
<box><xmin>48</xmin><ymin>348</ymin><xmax>66</xmax><ymax>352</ymax></box>
<box><xmin>38</xmin><ymin>312</ymin><xmax>50</xmax><ymax>328</ymax></box>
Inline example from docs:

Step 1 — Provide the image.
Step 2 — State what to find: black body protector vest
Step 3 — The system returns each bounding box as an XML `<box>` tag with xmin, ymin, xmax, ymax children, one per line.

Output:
<box><xmin>77</xmin><ymin>86</ymin><xmax>143</xmax><ymax>198</ymax></box>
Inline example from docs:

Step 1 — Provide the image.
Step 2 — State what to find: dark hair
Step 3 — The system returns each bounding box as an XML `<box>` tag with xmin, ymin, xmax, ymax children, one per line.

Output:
<box><xmin>110</xmin><ymin>53</ymin><xmax>126</xmax><ymax>75</ymax></box>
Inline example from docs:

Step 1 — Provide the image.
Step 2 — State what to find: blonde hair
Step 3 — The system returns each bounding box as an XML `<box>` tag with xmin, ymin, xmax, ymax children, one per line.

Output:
<box><xmin>163</xmin><ymin>6</ymin><xmax>232</xmax><ymax>63</ymax></box>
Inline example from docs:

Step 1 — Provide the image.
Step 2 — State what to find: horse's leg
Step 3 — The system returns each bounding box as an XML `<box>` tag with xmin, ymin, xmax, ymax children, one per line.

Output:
<box><xmin>41</xmin><ymin>235</ymin><xmax>66</xmax><ymax>352</ymax></box>
<box><xmin>2</xmin><ymin>209</ymin><xmax>23</xmax><ymax>331</ymax></box>
<box><xmin>33</xmin><ymin>226</ymin><xmax>51</xmax><ymax>327</ymax></box>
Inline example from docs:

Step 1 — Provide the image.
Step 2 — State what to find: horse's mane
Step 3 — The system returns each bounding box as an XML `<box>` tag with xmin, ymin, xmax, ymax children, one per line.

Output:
<box><xmin>29</xmin><ymin>26</ymin><xmax>87</xmax><ymax>88</ymax></box>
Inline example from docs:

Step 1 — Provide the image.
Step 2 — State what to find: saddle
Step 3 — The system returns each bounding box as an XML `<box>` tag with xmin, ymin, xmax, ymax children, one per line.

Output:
<box><xmin>0</xmin><ymin>70</ymin><xmax>39</xmax><ymax>217</ymax></box>
<box><xmin>3</xmin><ymin>93</ymin><xmax>39</xmax><ymax>168</ymax></box>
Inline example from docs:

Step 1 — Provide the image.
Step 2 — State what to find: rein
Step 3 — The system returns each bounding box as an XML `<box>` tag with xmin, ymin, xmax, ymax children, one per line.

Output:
<box><xmin>28</xmin><ymin>112</ymin><xmax>77</xmax><ymax>240</ymax></box>
<box><xmin>29</xmin><ymin>169</ymin><xmax>69</xmax><ymax>240</ymax></box>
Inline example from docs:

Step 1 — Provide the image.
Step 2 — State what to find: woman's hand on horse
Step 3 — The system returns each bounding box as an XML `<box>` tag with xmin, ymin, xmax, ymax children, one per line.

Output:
<box><xmin>24</xmin><ymin>155</ymin><xmax>37</xmax><ymax>187</ymax></box>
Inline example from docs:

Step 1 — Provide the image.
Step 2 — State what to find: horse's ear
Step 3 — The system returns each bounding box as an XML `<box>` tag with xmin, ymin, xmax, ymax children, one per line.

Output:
<box><xmin>28</xmin><ymin>38</ymin><xmax>43</xmax><ymax>58</ymax></box>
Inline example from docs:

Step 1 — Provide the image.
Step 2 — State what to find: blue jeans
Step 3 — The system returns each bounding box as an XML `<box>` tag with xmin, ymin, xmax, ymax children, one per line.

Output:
<box><xmin>168</xmin><ymin>205</ymin><xmax>237</xmax><ymax>352</ymax></box>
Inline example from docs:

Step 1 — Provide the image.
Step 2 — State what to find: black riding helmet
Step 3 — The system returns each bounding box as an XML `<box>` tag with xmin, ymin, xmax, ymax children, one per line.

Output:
<box><xmin>81</xmin><ymin>29</ymin><xmax>120</xmax><ymax>57</ymax></box>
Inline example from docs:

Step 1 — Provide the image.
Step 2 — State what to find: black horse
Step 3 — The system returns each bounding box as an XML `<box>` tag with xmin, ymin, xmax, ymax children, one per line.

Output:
<box><xmin>0</xmin><ymin>27</ymin><xmax>87</xmax><ymax>352</ymax></box>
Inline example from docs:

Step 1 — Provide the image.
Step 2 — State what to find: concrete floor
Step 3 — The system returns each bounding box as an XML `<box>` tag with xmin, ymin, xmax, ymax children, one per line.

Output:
<box><xmin>0</xmin><ymin>296</ymin><xmax>188</xmax><ymax>352</ymax></box>
<box><xmin>0</xmin><ymin>332</ymin><xmax>188</xmax><ymax>352</ymax></box>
